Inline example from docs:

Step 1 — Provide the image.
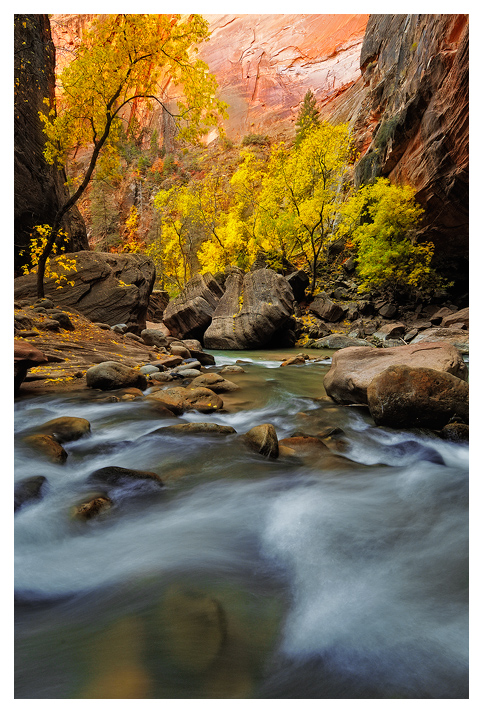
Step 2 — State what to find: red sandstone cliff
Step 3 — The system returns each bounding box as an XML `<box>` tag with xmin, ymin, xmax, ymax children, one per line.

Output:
<box><xmin>197</xmin><ymin>14</ymin><xmax>369</xmax><ymax>139</ymax></box>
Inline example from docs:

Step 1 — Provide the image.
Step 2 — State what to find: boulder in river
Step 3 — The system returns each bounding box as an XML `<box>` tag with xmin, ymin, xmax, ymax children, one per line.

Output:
<box><xmin>189</xmin><ymin>373</ymin><xmax>240</xmax><ymax>393</ymax></box>
<box><xmin>14</xmin><ymin>476</ymin><xmax>47</xmax><ymax>512</ymax></box>
<box><xmin>72</xmin><ymin>495</ymin><xmax>113</xmax><ymax>520</ymax></box>
<box><xmin>323</xmin><ymin>342</ymin><xmax>467</xmax><ymax>405</ymax></box>
<box><xmin>14</xmin><ymin>251</ymin><xmax>156</xmax><ymax>330</ymax></box>
<box><xmin>163</xmin><ymin>272</ymin><xmax>224</xmax><ymax>341</ymax></box>
<box><xmin>243</xmin><ymin>423</ymin><xmax>279</xmax><ymax>458</ymax></box>
<box><xmin>88</xmin><ymin>466</ymin><xmax>163</xmax><ymax>486</ymax></box>
<box><xmin>23</xmin><ymin>434</ymin><xmax>68</xmax><ymax>463</ymax></box>
<box><xmin>86</xmin><ymin>361</ymin><xmax>147</xmax><ymax>391</ymax></box>
<box><xmin>203</xmin><ymin>269</ymin><xmax>295</xmax><ymax>350</ymax></box>
<box><xmin>367</xmin><ymin>365</ymin><xmax>469</xmax><ymax>429</ymax></box>
<box><xmin>147</xmin><ymin>385</ymin><xmax>223</xmax><ymax>414</ymax></box>
<box><xmin>151</xmin><ymin>423</ymin><xmax>236</xmax><ymax>436</ymax></box>
<box><xmin>36</xmin><ymin>416</ymin><xmax>91</xmax><ymax>443</ymax></box>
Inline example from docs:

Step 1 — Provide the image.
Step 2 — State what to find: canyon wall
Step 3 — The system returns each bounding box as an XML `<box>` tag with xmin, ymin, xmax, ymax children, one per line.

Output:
<box><xmin>197</xmin><ymin>14</ymin><xmax>369</xmax><ymax>139</ymax></box>
<box><xmin>14</xmin><ymin>14</ymin><xmax>88</xmax><ymax>274</ymax></box>
<box><xmin>353</xmin><ymin>15</ymin><xmax>468</xmax><ymax>275</ymax></box>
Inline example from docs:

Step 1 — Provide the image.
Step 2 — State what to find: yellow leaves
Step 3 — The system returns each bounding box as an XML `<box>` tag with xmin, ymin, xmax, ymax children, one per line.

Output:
<box><xmin>22</xmin><ymin>225</ymin><xmax>77</xmax><ymax>289</ymax></box>
<box><xmin>40</xmin><ymin>14</ymin><xmax>226</xmax><ymax>169</ymax></box>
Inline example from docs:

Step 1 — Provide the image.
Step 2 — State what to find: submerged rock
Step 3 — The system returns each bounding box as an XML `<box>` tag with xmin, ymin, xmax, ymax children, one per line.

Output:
<box><xmin>87</xmin><ymin>466</ymin><xmax>163</xmax><ymax>486</ymax></box>
<box><xmin>159</xmin><ymin>586</ymin><xmax>227</xmax><ymax>674</ymax></box>
<box><xmin>14</xmin><ymin>476</ymin><xmax>47</xmax><ymax>512</ymax></box>
<box><xmin>72</xmin><ymin>495</ymin><xmax>112</xmax><ymax>520</ymax></box>
<box><xmin>36</xmin><ymin>416</ymin><xmax>91</xmax><ymax>443</ymax></box>
<box><xmin>23</xmin><ymin>434</ymin><xmax>67</xmax><ymax>464</ymax></box>
<box><xmin>243</xmin><ymin>423</ymin><xmax>279</xmax><ymax>459</ymax></box>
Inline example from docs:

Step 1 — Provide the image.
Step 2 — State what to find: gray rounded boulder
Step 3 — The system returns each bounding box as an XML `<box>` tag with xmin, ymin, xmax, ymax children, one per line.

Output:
<box><xmin>86</xmin><ymin>361</ymin><xmax>147</xmax><ymax>391</ymax></box>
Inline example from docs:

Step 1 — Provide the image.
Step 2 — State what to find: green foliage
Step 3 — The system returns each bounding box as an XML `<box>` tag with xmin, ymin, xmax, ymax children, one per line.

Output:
<box><xmin>343</xmin><ymin>178</ymin><xmax>443</xmax><ymax>297</ymax></box>
<box><xmin>241</xmin><ymin>133</ymin><xmax>270</xmax><ymax>147</ymax></box>
<box><xmin>374</xmin><ymin>115</ymin><xmax>400</xmax><ymax>150</ymax></box>
<box><xmin>295</xmin><ymin>90</ymin><xmax>321</xmax><ymax>147</ymax></box>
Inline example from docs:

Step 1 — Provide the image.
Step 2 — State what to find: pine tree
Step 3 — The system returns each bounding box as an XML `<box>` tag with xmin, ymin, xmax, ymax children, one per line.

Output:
<box><xmin>295</xmin><ymin>90</ymin><xmax>321</xmax><ymax>147</ymax></box>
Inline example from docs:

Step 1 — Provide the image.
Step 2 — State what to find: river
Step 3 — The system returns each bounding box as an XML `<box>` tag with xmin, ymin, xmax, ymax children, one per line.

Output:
<box><xmin>14</xmin><ymin>349</ymin><xmax>469</xmax><ymax>699</ymax></box>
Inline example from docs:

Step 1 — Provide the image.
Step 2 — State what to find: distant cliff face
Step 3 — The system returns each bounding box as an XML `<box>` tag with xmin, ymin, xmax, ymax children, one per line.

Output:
<box><xmin>198</xmin><ymin>14</ymin><xmax>369</xmax><ymax>139</ymax></box>
<box><xmin>352</xmin><ymin>15</ymin><xmax>469</xmax><ymax>272</ymax></box>
<box><xmin>14</xmin><ymin>14</ymin><xmax>88</xmax><ymax>273</ymax></box>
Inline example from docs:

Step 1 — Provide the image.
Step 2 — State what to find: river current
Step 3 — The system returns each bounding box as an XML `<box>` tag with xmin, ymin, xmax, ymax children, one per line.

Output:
<box><xmin>14</xmin><ymin>349</ymin><xmax>469</xmax><ymax>699</ymax></box>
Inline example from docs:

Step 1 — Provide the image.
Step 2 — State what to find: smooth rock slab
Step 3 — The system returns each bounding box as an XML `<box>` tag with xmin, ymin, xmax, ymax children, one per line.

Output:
<box><xmin>313</xmin><ymin>334</ymin><xmax>372</xmax><ymax>349</ymax></box>
<box><xmin>367</xmin><ymin>365</ymin><xmax>469</xmax><ymax>429</ymax></box>
<box><xmin>323</xmin><ymin>342</ymin><xmax>467</xmax><ymax>405</ymax></box>
<box><xmin>410</xmin><ymin>328</ymin><xmax>469</xmax><ymax>354</ymax></box>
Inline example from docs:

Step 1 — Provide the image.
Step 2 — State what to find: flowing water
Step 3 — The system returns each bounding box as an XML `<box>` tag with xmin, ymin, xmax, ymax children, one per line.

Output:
<box><xmin>14</xmin><ymin>349</ymin><xmax>469</xmax><ymax>699</ymax></box>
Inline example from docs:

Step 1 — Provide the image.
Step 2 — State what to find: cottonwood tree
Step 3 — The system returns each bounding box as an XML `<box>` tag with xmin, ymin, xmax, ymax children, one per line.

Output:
<box><xmin>258</xmin><ymin>122</ymin><xmax>355</xmax><ymax>293</ymax></box>
<box><xmin>35</xmin><ymin>13</ymin><xmax>226</xmax><ymax>297</ymax></box>
<box><xmin>340</xmin><ymin>177</ymin><xmax>441</xmax><ymax>297</ymax></box>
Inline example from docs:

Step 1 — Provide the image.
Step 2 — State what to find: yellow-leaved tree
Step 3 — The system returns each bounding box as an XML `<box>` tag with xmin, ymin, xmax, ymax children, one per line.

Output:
<box><xmin>257</xmin><ymin>122</ymin><xmax>355</xmax><ymax>292</ymax></box>
<box><xmin>341</xmin><ymin>178</ymin><xmax>443</xmax><ymax>297</ymax></box>
<box><xmin>34</xmin><ymin>13</ymin><xmax>227</xmax><ymax>297</ymax></box>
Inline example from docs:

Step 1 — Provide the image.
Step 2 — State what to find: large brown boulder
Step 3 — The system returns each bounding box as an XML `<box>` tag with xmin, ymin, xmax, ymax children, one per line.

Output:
<box><xmin>203</xmin><ymin>269</ymin><xmax>295</xmax><ymax>350</ymax></box>
<box><xmin>410</xmin><ymin>328</ymin><xmax>469</xmax><ymax>354</ymax></box>
<box><xmin>323</xmin><ymin>341</ymin><xmax>467</xmax><ymax>405</ymax></box>
<box><xmin>441</xmin><ymin>307</ymin><xmax>469</xmax><ymax>329</ymax></box>
<box><xmin>367</xmin><ymin>365</ymin><xmax>469</xmax><ymax>429</ymax></box>
<box><xmin>308</xmin><ymin>293</ymin><xmax>345</xmax><ymax>323</ymax></box>
<box><xmin>14</xmin><ymin>252</ymin><xmax>156</xmax><ymax>330</ymax></box>
<box><xmin>163</xmin><ymin>273</ymin><xmax>224</xmax><ymax>341</ymax></box>
<box><xmin>36</xmin><ymin>416</ymin><xmax>91</xmax><ymax>443</ymax></box>
<box><xmin>244</xmin><ymin>423</ymin><xmax>279</xmax><ymax>459</ymax></box>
